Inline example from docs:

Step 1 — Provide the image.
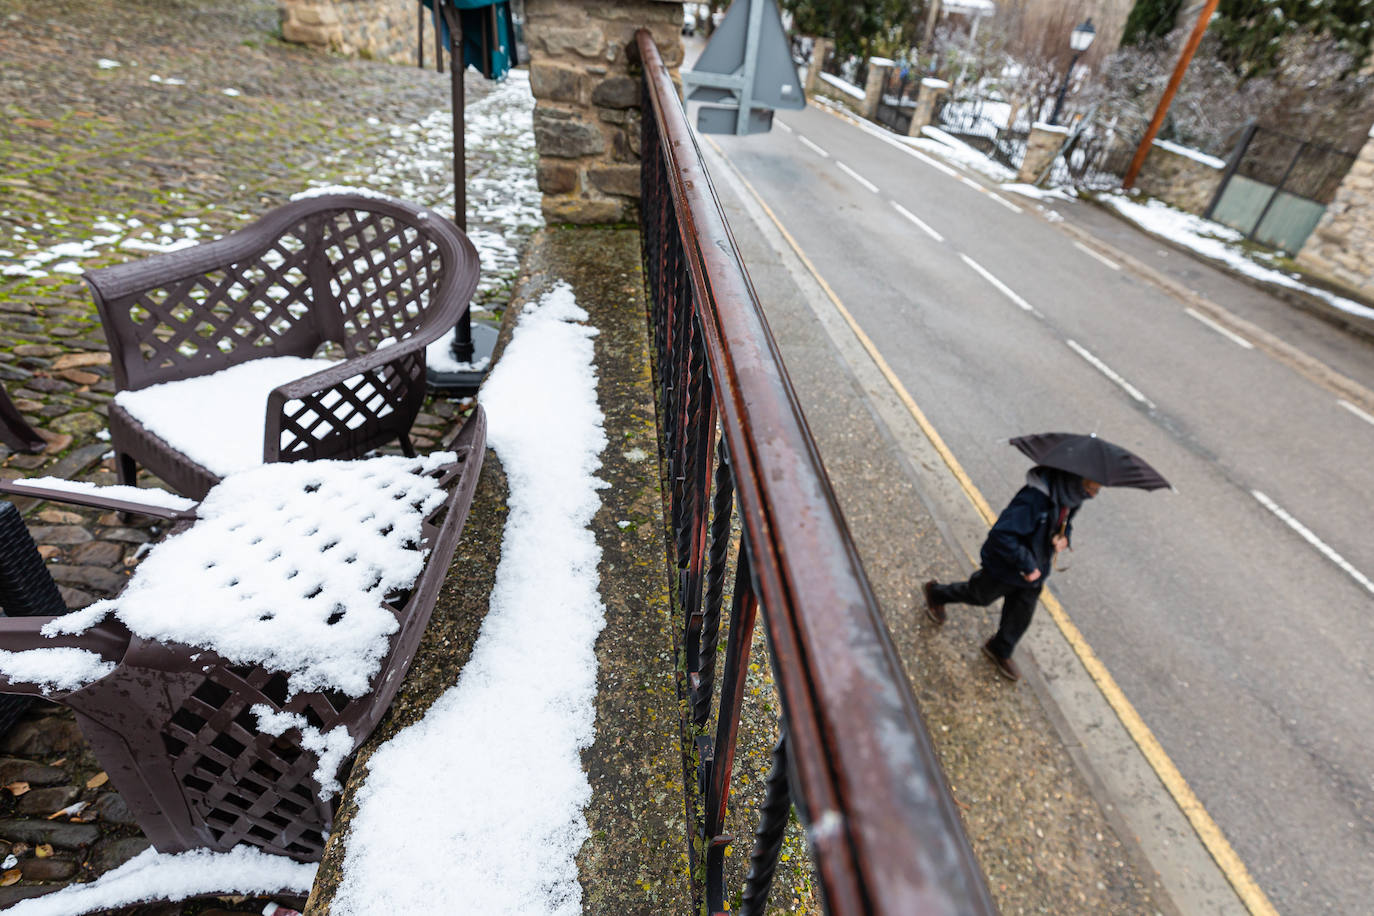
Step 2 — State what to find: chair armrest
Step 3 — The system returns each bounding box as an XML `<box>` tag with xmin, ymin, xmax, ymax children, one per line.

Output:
<box><xmin>0</xmin><ymin>617</ymin><xmax>131</xmax><ymax>698</ymax></box>
<box><xmin>263</xmin><ymin>335</ymin><xmax>431</xmax><ymax>463</ymax></box>
<box><xmin>0</xmin><ymin>479</ymin><xmax>199</xmax><ymax>521</ymax></box>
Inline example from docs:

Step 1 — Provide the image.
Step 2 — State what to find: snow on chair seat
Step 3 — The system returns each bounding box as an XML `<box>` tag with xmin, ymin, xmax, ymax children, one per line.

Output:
<box><xmin>85</xmin><ymin>192</ymin><xmax>481</xmax><ymax>499</ymax></box>
<box><xmin>0</xmin><ymin>408</ymin><xmax>485</xmax><ymax>862</ymax></box>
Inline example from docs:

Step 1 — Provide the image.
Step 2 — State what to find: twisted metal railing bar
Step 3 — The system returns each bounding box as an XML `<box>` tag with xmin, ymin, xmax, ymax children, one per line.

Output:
<box><xmin>636</xmin><ymin>29</ymin><xmax>997</xmax><ymax>916</ymax></box>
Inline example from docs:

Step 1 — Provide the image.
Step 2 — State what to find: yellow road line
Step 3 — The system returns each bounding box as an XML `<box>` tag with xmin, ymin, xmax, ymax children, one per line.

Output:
<box><xmin>707</xmin><ymin>135</ymin><xmax>1280</xmax><ymax>916</ymax></box>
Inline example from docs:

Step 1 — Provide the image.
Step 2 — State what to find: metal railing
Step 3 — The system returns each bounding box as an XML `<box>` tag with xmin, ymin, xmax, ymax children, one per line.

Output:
<box><xmin>933</xmin><ymin>97</ymin><xmax>1028</xmax><ymax>171</ymax></box>
<box><xmin>636</xmin><ymin>30</ymin><xmax>996</xmax><ymax>916</ymax></box>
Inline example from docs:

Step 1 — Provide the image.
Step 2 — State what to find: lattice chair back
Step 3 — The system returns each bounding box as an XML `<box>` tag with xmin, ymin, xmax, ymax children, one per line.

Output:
<box><xmin>85</xmin><ymin>194</ymin><xmax>474</xmax><ymax>394</ymax></box>
<box><xmin>0</xmin><ymin>412</ymin><xmax>486</xmax><ymax>861</ymax></box>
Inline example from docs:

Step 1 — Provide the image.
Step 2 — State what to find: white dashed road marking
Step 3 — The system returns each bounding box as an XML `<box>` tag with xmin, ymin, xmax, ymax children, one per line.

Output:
<box><xmin>1337</xmin><ymin>399</ymin><xmax>1374</xmax><ymax>426</ymax></box>
<box><xmin>1185</xmin><ymin>307</ymin><xmax>1254</xmax><ymax>349</ymax></box>
<box><xmin>1252</xmin><ymin>490</ymin><xmax>1374</xmax><ymax>596</ymax></box>
<box><xmin>836</xmin><ymin>161</ymin><xmax>879</xmax><ymax>193</ymax></box>
<box><xmin>1066</xmin><ymin>339</ymin><xmax>1157</xmax><ymax>409</ymax></box>
<box><xmin>960</xmin><ymin>254</ymin><xmax>1035</xmax><ymax>313</ymax></box>
<box><xmin>891</xmin><ymin>201</ymin><xmax>944</xmax><ymax>242</ymax></box>
<box><xmin>798</xmin><ymin>135</ymin><xmax>828</xmax><ymax>158</ymax></box>
<box><xmin>1074</xmin><ymin>240</ymin><xmax>1121</xmax><ymax>270</ymax></box>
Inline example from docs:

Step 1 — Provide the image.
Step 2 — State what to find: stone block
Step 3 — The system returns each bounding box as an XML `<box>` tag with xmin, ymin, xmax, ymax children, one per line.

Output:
<box><xmin>292</xmin><ymin>4</ymin><xmax>339</xmax><ymax>27</ymax></box>
<box><xmin>592</xmin><ymin>76</ymin><xmax>639</xmax><ymax>109</ymax></box>
<box><xmin>282</xmin><ymin>21</ymin><xmax>339</xmax><ymax>47</ymax></box>
<box><xmin>541</xmin><ymin>25</ymin><xmax>605</xmax><ymax>57</ymax></box>
<box><xmin>589</xmin><ymin>164</ymin><xmax>642</xmax><ymax>197</ymax></box>
<box><xmin>534</xmin><ymin>106</ymin><xmax>607</xmax><ymax>158</ymax></box>
<box><xmin>531</xmin><ymin>62</ymin><xmax>586</xmax><ymax>105</ymax></box>
<box><xmin>542</xmin><ymin>195</ymin><xmax>628</xmax><ymax>225</ymax></box>
<box><xmin>537</xmin><ymin>161</ymin><xmax>581</xmax><ymax>194</ymax></box>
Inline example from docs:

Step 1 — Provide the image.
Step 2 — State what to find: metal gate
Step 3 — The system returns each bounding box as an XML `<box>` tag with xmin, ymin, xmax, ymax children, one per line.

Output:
<box><xmin>875</xmin><ymin>68</ymin><xmax>919</xmax><ymax>135</ymax></box>
<box><xmin>1205</xmin><ymin>125</ymin><xmax>1356</xmax><ymax>254</ymax></box>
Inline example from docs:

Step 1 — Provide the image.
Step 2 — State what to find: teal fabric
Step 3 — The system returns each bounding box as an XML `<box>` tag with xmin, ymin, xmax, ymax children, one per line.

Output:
<box><xmin>420</xmin><ymin>0</ymin><xmax>516</xmax><ymax>81</ymax></box>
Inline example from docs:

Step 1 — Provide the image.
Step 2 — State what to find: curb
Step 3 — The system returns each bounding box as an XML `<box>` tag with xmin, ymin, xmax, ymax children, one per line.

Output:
<box><xmin>1083</xmin><ymin>197</ymin><xmax>1374</xmax><ymax>345</ymax></box>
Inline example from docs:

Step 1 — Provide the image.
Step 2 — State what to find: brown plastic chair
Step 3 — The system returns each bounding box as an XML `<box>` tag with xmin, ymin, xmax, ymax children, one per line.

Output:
<box><xmin>85</xmin><ymin>193</ymin><xmax>481</xmax><ymax>499</ymax></box>
<box><xmin>0</xmin><ymin>407</ymin><xmax>485</xmax><ymax>861</ymax></box>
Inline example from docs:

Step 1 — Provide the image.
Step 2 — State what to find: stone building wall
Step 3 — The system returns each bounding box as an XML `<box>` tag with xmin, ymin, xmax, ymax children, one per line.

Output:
<box><xmin>280</xmin><ymin>0</ymin><xmax>429</xmax><ymax>64</ymax></box>
<box><xmin>524</xmin><ymin>0</ymin><xmax>683</xmax><ymax>224</ymax></box>
<box><xmin>1297</xmin><ymin>127</ymin><xmax>1374</xmax><ymax>299</ymax></box>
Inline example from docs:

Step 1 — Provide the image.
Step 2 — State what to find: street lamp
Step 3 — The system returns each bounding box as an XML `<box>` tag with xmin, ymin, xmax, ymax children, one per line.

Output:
<box><xmin>1048</xmin><ymin>18</ymin><xmax>1095</xmax><ymax>126</ymax></box>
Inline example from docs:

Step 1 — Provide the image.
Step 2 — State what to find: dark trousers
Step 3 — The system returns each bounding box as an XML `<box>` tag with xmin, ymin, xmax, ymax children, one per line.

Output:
<box><xmin>929</xmin><ymin>569</ymin><xmax>1042</xmax><ymax>659</ymax></box>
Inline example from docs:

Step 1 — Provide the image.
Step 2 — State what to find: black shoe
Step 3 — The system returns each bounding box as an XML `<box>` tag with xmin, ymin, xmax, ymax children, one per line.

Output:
<box><xmin>922</xmin><ymin>580</ymin><xmax>946</xmax><ymax>625</ymax></box>
<box><xmin>982</xmin><ymin>641</ymin><xmax>1020</xmax><ymax>682</ymax></box>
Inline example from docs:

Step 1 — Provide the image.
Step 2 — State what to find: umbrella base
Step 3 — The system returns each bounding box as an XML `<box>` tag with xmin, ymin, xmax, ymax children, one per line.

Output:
<box><xmin>427</xmin><ymin>322</ymin><xmax>499</xmax><ymax>397</ymax></box>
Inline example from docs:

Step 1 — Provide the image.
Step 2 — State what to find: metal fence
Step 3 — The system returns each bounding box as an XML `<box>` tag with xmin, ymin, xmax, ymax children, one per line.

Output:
<box><xmin>637</xmin><ymin>29</ymin><xmax>995</xmax><ymax>916</ymax></box>
<box><xmin>1205</xmin><ymin>124</ymin><xmax>1357</xmax><ymax>253</ymax></box>
<box><xmin>933</xmin><ymin>96</ymin><xmax>1028</xmax><ymax>171</ymax></box>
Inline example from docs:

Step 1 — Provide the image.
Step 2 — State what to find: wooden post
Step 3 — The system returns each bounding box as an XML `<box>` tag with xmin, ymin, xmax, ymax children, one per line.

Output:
<box><xmin>1122</xmin><ymin>0</ymin><xmax>1217</xmax><ymax>190</ymax></box>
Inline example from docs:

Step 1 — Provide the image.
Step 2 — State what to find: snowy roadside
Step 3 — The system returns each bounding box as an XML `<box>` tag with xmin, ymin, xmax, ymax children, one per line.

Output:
<box><xmin>1094</xmin><ymin>193</ymin><xmax>1374</xmax><ymax>323</ymax></box>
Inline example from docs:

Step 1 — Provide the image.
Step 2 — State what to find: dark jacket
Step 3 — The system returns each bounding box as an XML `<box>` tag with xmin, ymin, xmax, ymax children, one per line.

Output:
<box><xmin>980</xmin><ymin>485</ymin><xmax>1078</xmax><ymax>586</ymax></box>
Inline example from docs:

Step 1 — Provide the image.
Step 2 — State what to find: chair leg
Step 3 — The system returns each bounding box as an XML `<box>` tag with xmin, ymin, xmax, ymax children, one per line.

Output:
<box><xmin>399</xmin><ymin>434</ymin><xmax>417</xmax><ymax>458</ymax></box>
<box><xmin>116</xmin><ymin>452</ymin><xmax>137</xmax><ymax>488</ymax></box>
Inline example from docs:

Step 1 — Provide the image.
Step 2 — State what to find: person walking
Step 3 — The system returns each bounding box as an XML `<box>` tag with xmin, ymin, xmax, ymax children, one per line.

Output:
<box><xmin>922</xmin><ymin>466</ymin><xmax>1101</xmax><ymax>682</ymax></box>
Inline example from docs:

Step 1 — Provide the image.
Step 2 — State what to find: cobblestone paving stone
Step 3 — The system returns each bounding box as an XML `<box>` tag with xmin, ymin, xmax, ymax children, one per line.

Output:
<box><xmin>0</xmin><ymin>0</ymin><xmax>538</xmax><ymax>909</ymax></box>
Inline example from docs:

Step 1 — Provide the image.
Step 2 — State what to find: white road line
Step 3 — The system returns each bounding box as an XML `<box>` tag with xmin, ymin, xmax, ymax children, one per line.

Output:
<box><xmin>891</xmin><ymin>201</ymin><xmax>944</xmax><ymax>242</ymax></box>
<box><xmin>835</xmin><ymin>161</ymin><xmax>879</xmax><ymax>193</ymax></box>
<box><xmin>776</xmin><ymin>120</ymin><xmax>793</xmax><ymax>133</ymax></box>
<box><xmin>988</xmin><ymin>192</ymin><xmax>1023</xmax><ymax>214</ymax></box>
<box><xmin>1185</xmin><ymin>307</ymin><xmax>1254</xmax><ymax>349</ymax></box>
<box><xmin>1074</xmin><ymin>240</ymin><xmax>1121</xmax><ymax>271</ymax></box>
<box><xmin>798</xmin><ymin>135</ymin><xmax>829</xmax><ymax>158</ymax></box>
<box><xmin>959</xmin><ymin>254</ymin><xmax>1035</xmax><ymax>313</ymax></box>
<box><xmin>1252</xmin><ymin>490</ymin><xmax>1374</xmax><ymax>596</ymax></box>
<box><xmin>1338</xmin><ymin>399</ymin><xmax>1374</xmax><ymax>426</ymax></box>
<box><xmin>1066</xmin><ymin>339</ymin><xmax>1157</xmax><ymax>409</ymax></box>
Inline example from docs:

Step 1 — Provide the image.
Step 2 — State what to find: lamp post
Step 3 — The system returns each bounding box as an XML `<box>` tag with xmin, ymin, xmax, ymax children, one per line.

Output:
<box><xmin>1048</xmin><ymin>18</ymin><xmax>1095</xmax><ymax>126</ymax></box>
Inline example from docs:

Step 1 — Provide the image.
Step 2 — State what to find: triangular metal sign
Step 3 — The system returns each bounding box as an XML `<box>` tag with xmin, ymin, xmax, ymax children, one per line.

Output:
<box><xmin>687</xmin><ymin>0</ymin><xmax>804</xmax><ymax>111</ymax></box>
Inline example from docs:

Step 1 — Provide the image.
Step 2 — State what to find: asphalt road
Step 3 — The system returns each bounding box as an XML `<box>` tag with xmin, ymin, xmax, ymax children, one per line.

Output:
<box><xmin>704</xmin><ymin>102</ymin><xmax>1374</xmax><ymax>915</ymax></box>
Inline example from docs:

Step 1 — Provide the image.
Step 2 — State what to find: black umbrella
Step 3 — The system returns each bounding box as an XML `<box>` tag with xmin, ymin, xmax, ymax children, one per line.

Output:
<box><xmin>1010</xmin><ymin>432</ymin><xmax>1171</xmax><ymax>491</ymax></box>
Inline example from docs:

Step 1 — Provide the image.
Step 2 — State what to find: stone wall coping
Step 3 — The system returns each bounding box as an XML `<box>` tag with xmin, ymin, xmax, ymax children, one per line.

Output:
<box><xmin>869</xmin><ymin>56</ymin><xmax>896</xmax><ymax>67</ymax></box>
<box><xmin>921</xmin><ymin>77</ymin><xmax>950</xmax><ymax>89</ymax></box>
<box><xmin>1152</xmin><ymin>138</ymin><xmax>1225</xmax><ymax>169</ymax></box>
<box><xmin>1031</xmin><ymin>121</ymin><xmax>1069</xmax><ymax>134</ymax></box>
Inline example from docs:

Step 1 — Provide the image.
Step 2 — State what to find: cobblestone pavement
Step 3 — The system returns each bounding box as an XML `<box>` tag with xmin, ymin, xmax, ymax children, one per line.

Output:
<box><xmin>0</xmin><ymin>0</ymin><xmax>537</xmax><ymax>908</ymax></box>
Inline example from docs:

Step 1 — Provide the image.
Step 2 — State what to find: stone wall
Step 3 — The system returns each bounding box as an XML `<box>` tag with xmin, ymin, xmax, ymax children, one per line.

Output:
<box><xmin>1297</xmin><ymin>127</ymin><xmax>1374</xmax><ymax>299</ymax></box>
<box><xmin>1133</xmin><ymin>140</ymin><xmax>1225</xmax><ymax>215</ymax></box>
<box><xmin>524</xmin><ymin>0</ymin><xmax>683</xmax><ymax>224</ymax></box>
<box><xmin>279</xmin><ymin>0</ymin><xmax>428</xmax><ymax>64</ymax></box>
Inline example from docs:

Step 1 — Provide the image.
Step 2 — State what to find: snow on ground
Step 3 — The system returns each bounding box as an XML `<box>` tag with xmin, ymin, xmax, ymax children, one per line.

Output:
<box><xmin>916</xmin><ymin>126</ymin><xmax>1017</xmax><ymax>182</ymax></box>
<box><xmin>2</xmin><ymin>846</ymin><xmax>315</xmax><ymax>916</ymax></box>
<box><xmin>1099</xmin><ymin>193</ymin><xmax>1374</xmax><ymax>322</ymax></box>
<box><xmin>332</xmin><ymin>281</ymin><xmax>607</xmax><ymax>916</ymax></box>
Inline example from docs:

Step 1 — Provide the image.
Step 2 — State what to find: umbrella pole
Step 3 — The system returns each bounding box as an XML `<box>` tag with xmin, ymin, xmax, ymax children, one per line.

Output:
<box><xmin>443</xmin><ymin>3</ymin><xmax>475</xmax><ymax>363</ymax></box>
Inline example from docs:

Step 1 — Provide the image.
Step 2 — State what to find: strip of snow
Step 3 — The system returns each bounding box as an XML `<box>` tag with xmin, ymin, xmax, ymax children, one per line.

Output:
<box><xmin>290</xmin><ymin>184</ymin><xmax>399</xmax><ymax>202</ymax></box>
<box><xmin>44</xmin><ymin>453</ymin><xmax>454</xmax><ymax>698</ymax></box>
<box><xmin>1152</xmin><ymin>139</ymin><xmax>1226</xmax><ymax>169</ymax></box>
<box><xmin>427</xmin><ymin>335</ymin><xmax>492</xmax><ymax>373</ymax></box>
<box><xmin>819</xmin><ymin>71</ymin><xmax>865</xmax><ymax>100</ymax></box>
<box><xmin>332</xmin><ymin>281</ymin><xmax>607</xmax><ymax>916</ymax></box>
<box><xmin>915</xmin><ymin>129</ymin><xmax>1017</xmax><ymax>182</ymax></box>
<box><xmin>3</xmin><ymin>846</ymin><xmax>316</xmax><ymax>916</ymax></box>
<box><xmin>0</xmin><ymin>648</ymin><xmax>115</xmax><ymax>695</ymax></box>
<box><xmin>1000</xmin><ymin>182</ymin><xmax>1078</xmax><ymax>202</ymax></box>
<box><xmin>10</xmin><ymin>477</ymin><xmax>197</xmax><ymax>512</ymax></box>
<box><xmin>1099</xmin><ymin>194</ymin><xmax>1374</xmax><ymax>322</ymax></box>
